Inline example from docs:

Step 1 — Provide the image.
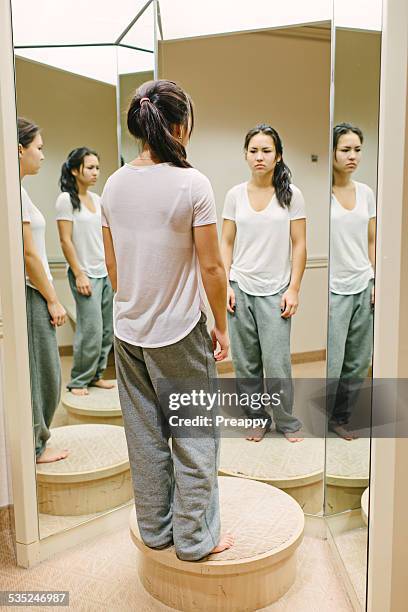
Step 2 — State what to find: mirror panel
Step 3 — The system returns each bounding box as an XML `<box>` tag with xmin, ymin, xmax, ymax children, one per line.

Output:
<box><xmin>325</xmin><ymin>0</ymin><xmax>382</xmax><ymax>607</ymax></box>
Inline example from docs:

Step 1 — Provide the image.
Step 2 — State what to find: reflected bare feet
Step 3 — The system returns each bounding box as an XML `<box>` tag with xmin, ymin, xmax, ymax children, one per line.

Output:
<box><xmin>36</xmin><ymin>448</ymin><xmax>69</xmax><ymax>463</ymax></box>
<box><xmin>70</xmin><ymin>388</ymin><xmax>89</xmax><ymax>396</ymax></box>
<box><xmin>91</xmin><ymin>380</ymin><xmax>116</xmax><ymax>390</ymax></box>
<box><xmin>211</xmin><ymin>533</ymin><xmax>234</xmax><ymax>554</ymax></box>
<box><xmin>246</xmin><ymin>426</ymin><xmax>268</xmax><ymax>442</ymax></box>
<box><xmin>329</xmin><ymin>423</ymin><xmax>358</xmax><ymax>441</ymax></box>
<box><xmin>284</xmin><ymin>431</ymin><xmax>304</xmax><ymax>443</ymax></box>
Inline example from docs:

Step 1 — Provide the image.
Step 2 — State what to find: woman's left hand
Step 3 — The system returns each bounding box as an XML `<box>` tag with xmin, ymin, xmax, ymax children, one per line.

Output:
<box><xmin>280</xmin><ymin>287</ymin><xmax>299</xmax><ymax>318</ymax></box>
<box><xmin>371</xmin><ymin>283</ymin><xmax>375</xmax><ymax>306</ymax></box>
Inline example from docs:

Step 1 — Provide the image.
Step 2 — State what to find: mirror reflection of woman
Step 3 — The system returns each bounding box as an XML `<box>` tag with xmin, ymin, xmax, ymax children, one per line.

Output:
<box><xmin>101</xmin><ymin>80</ymin><xmax>233</xmax><ymax>560</ymax></box>
<box><xmin>221</xmin><ymin>124</ymin><xmax>306</xmax><ymax>443</ymax></box>
<box><xmin>328</xmin><ymin>123</ymin><xmax>376</xmax><ymax>440</ymax></box>
<box><xmin>56</xmin><ymin>148</ymin><xmax>114</xmax><ymax>396</ymax></box>
<box><xmin>18</xmin><ymin>117</ymin><xmax>68</xmax><ymax>463</ymax></box>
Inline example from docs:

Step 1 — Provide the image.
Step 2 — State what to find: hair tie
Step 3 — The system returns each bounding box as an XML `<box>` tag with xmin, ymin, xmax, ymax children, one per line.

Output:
<box><xmin>140</xmin><ymin>97</ymin><xmax>150</xmax><ymax>106</ymax></box>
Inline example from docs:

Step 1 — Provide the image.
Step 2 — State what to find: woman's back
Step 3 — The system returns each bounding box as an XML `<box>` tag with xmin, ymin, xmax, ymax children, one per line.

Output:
<box><xmin>101</xmin><ymin>162</ymin><xmax>216</xmax><ymax>348</ymax></box>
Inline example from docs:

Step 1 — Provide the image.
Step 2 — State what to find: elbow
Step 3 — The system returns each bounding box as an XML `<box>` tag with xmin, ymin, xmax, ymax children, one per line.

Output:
<box><xmin>201</xmin><ymin>262</ymin><xmax>226</xmax><ymax>278</ymax></box>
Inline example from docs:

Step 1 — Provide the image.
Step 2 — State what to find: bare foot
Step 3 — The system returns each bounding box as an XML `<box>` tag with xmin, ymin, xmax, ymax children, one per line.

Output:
<box><xmin>70</xmin><ymin>388</ymin><xmax>89</xmax><ymax>396</ymax></box>
<box><xmin>211</xmin><ymin>533</ymin><xmax>234</xmax><ymax>554</ymax></box>
<box><xmin>246</xmin><ymin>426</ymin><xmax>268</xmax><ymax>442</ymax></box>
<box><xmin>36</xmin><ymin>448</ymin><xmax>69</xmax><ymax>463</ymax></box>
<box><xmin>329</xmin><ymin>423</ymin><xmax>358</xmax><ymax>441</ymax></box>
<box><xmin>91</xmin><ymin>380</ymin><xmax>116</xmax><ymax>390</ymax></box>
<box><xmin>284</xmin><ymin>430</ymin><xmax>304</xmax><ymax>443</ymax></box>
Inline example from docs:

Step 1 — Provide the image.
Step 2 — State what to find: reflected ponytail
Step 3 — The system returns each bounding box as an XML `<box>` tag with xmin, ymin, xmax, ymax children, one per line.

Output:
<box><xmin>59</xmin><ymin>147</ymin><xmax>99</xmax><ymax>211</ymax></box>
<box><xmin>244</xmin><ymin>124</ymin><xmax>292</xmax><ymax>209</ymax></box>
<box><xmin>127</xmin><ymin>79</ymin><xmax>193</xmax><ymax>168</ymax></box>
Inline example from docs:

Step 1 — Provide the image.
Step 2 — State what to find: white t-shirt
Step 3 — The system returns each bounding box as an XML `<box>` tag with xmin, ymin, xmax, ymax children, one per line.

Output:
<box><xmin>330</xmin><ymin>181</ymin><xmax>376</xmax><ymax>295</ymax></box>
<box><xmin>55</xmin><ymin>191</ymin><xmax>107</xmax><ymax>278</ymax></box>
<box><xmin>21</xmin><ymin>186</ymin><xmax>53</xmax><ymax>289</ymax></box>
<box><xmin>222</xmin><ymin>182</ymin><xmax>306</xmax><ymax>296</ymax></box>
<box><xmin>101</xmin><ymin>163</ymin><xmax>217</xmax><ymax>348</ymax></box>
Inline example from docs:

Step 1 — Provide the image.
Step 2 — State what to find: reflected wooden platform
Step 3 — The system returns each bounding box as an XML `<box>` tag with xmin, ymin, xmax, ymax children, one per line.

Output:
<box><xmin>130</xmin><ymin>476</ymin><xmax>304</xmax><ymax>611</ymax></box>
<box><xmin>219</xmin><ymin>434</ymin><xmax>324</xmax><ymax>514</ymax></box>
<box><xmin>361</xmin><ymin>487</ymin><xmax>369</xmax><ymax>526</ymax></box>
<box><xmin>62</xmin><ymin>383</ymin><xmax>123</xmax><ymax>425</ymax></box>
<box><xmin>326</xmin><ymin>437</ymin><xmax>370</xmax><ymax>514</ymax></box>
<box><xmin>36</xmin><ymin>425</ymin><xmax>132</xmax><ymax>515</ymax></box>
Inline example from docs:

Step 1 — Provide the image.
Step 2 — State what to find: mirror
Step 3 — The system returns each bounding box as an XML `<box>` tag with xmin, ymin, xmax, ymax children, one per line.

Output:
<box><xmin>156</xmin><ymin>9</ymin><xmax>332</xmax><ymax>516</ymax></box>
<box><xmin>325</xmin><ymin>0</ymin><xmax>382</xmax><ymax>608</ymax></box>
<box><xmin>11</xmin><ymin>0</ymin><xmax>155</xmax><ymax>540</ymax></box>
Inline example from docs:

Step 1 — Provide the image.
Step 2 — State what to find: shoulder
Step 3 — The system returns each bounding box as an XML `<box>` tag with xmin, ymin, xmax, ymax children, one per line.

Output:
<box><xmin>20</xmin><ymin>186</ymin><xmax>32</xmax><ymax>206</ymax></box>
<box><xmin>55</xmin><ymin>191</ymin><xmax>73</xmax><ymax>213</ymax></box>
<box><xmin>89</xmin><ymin>191</ymin><xmax>101</xmax><ymax>203</ymax></box>
<box><xmin>226</xmin><ymin>182</ymin><xmax>246</xmax><ymax>199</ymax></box>
<box><xmin>186</xmin><ymin>167</ymin><xmax>212</xmax><ymax>188</ymax></box>
<box><xmin>56</xmin><ymin>191</ymin><xmax>71</xmax><ymax>204</ymax></box>
<box><xmin>355</xmin><ymin>181</ymin><xmax>375</xmax><ymax>198</ymax></box>
<box><xmin>289</xmin><ymin>184</ymin><xmax>304</xmax><ymax>199</ymax></box>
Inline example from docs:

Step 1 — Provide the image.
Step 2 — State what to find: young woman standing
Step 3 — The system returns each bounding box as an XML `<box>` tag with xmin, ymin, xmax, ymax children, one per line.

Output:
<box><xmin>101</xmin><ymin>80</ymin><xmax>233</xmax><ymax>561</ymax></box>
<box><xmin>56</xmin><ymin>148</ymin><xmax>114</xmax><ymax>396</ymax></box>
<box><xmin>18</xmin><ymin>117</ymin><xmax>68</xmax><ymax>463</ymax></box>
<box><xmin>221</xmin><ymin>124</ymin><xmax>306</xmax><ymax>443</ymax></box>
<box><xmin>328</xmin><ymin>123</ymin><xmax>376</xmax><ymax>440</ymax></box>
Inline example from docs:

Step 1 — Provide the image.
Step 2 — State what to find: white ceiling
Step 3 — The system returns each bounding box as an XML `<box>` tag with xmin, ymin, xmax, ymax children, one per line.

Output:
<box><xmin>11</xmin><ymin>0</ymin><xmax>382</xmax><ymax>84</ymax></box>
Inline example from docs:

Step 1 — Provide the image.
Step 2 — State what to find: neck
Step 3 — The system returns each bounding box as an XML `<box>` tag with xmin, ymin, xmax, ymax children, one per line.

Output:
<box><xmin>77</xmin><ymin>184</ymin><xmax>88</xmax><ymax>196</ymax></box>
<box><xmin>333</xmin><ymin>170</ymin><xmax>353</xmax><ymax>188</ymax></box>
<box><xmin>250</xmin><ymin>171</ymin><xmax>274</xmax><ymax>189</ymax></box>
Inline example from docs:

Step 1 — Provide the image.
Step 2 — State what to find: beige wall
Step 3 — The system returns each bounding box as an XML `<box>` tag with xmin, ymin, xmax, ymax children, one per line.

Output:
<box><xmin>159</xmin><ymin>30</ymin><xmax>331</xmax><ymax>353</ymax></box>
<box><xmin>334</xmin><ymin>30</ymin><xmax>381</xmax><ymax>191</ymax></box>
<box><xmin>119</xmin><ymin>70</ymin><xmax>154</xmax><ymax>163</ymax></box>
<box><xmin>15</xmin><ymin>57</ymin><xmax>119</xmax><ymax>260</ymax></box>
<box><xmin>0</xmin><ymin>335</ymin><xmax>11</xmax><ymax>507</ymax></box>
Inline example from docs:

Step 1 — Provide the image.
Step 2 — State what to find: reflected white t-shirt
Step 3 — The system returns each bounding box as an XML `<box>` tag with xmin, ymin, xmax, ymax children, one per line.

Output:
<box><xmin>55</xmin><ymin>191</ymin><xmax>107</xmax><ymax>278</ymax></box>
<box><xmin>330</xmin><ymin>181</ymin><xmax>376</xmax><ymax>295</ymax></box>
<box><xmin>222</xmin><ymin>182</ymin><xmax>306</xmax><ymax>296</ymax></box>
<box><xmin>21</xmin><ymin>186</ymin><xmax>53</xmax><ymax>289</ymax></box>
<box><xmin>101</xmin><ymin>163</ymin><xmax>217</xmax><ymax>348</ymax></box>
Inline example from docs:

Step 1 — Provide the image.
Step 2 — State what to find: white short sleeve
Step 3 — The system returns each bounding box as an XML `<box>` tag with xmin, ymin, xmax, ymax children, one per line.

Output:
<box><xmin>21</xmin><ymin>187</ymin><xmax>31</xmax><ymax>222</ymax></box>
<box><xmin>222</xmin><ymin>187</ymin><xmax>237</xmax><ymax>221</ymax></box>
<box><xmin>191</xmin><ymin>171</ymin><xmax>217</xmax><ymax>227</ymax></box>
<box><xmin>55</xmin><ymin>192</ymin><xmax>74</xmax><ymax>221</ymax></box>
<box><xmin>289</xmin><ymin>185</ymin><xmax>306</xmax><ymax>220</ymax></box>
<box><xmin>366</xmin><ymin>185</ymin><xmax>377</xmax><ymax>218</ymax></box>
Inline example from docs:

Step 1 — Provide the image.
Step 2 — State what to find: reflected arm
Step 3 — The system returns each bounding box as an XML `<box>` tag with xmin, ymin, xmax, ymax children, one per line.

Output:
<box><xmin>368</xmin><ymin>217</ymin><xmax>376</xmax><ymax>270</ymax></box>
<box><xmin>289</xmin><ymin>218</ymin><xmax>307</xmax><ymax>291</ymax></box>
<box><xmin>220</xmin><ymin>219</ymin><xmax>236</xmax><ymax>285</ymax></box>
<box><xmin>103</xmin><ymin>227</ymin><xmax>117</xmax><ymax>292</ymax></box>
<box><xmin>57</xmin><ymin>220</ymin><xmax>83</xmax><ymax>278</ymax></box>
<box><xmin>22</xmin><ymin>222</ymin><xmax>58</xmax><ymax>303</ymax></box>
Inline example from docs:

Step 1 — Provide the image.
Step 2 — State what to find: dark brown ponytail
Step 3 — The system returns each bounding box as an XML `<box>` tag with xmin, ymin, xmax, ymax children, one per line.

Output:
<box><xmin>127</xmin><ymin>80</ymin><xmax>194</xmax><ymax>168</ymax></box>
<box><xmin>17</xmin><ymin>117</ymin><xmax>40</xmax><ymax>148</ymax></box>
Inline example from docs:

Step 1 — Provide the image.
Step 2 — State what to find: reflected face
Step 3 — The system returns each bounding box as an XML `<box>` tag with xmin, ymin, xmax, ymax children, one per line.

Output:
<box><xmin>74</xmin><ymin>154</ymin><xmax>100</xmax><ymax>188</ymax></box>
<box><xmin>19</xmin><ymin>133</ymin><xmax>44</xmax><ymax>176</ymax></box>
<box><xmin>334</xmin><ymin>132</ymin><xmax>362</xmax><ymax>174</ymax></box>
<box><xmin>245</xmin><ymin>133</ymin><xmax>281</xmax><ymax>176</ymax></box>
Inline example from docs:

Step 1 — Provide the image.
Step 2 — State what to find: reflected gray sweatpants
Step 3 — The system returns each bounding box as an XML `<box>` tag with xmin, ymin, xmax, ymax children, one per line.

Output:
<box><xmin>228</xmin><ymin>281</ymin><xmax>302</xmax><ymax>434</ymax></box>
<box><xmin>327</xmin><ymin>280</ymin><xmax>374</xmax><ymax>425</ymax></box>
<box><xmin>114</xmin><ymin>313</ymin><xmax>220</xmax><ymax>561</ymax></box>
<box><xmin>26</xmin><ymin>286</ymin><xmax>62</xmax><ymax>457</ymax></box>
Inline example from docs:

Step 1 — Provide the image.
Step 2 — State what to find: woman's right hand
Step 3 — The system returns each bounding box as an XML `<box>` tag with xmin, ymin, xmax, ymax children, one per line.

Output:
<box><xmin>227</xmin><ymin>285</ymin><xmax>236</xmax><ymax>314</ymax></box>
<box><xmin>211</xmin><ymin>327</ymin><xmax>230</xmax><ymax>362</ymax></box>
<box><xmin>47</xmin><ymin>301</ymin><xmax>67</xmax><ymax>327</ymax></box>
<box><xmin>76</xmin><ymin>273</ymin><xmax>92</xmax><ymax>296</ymax></box>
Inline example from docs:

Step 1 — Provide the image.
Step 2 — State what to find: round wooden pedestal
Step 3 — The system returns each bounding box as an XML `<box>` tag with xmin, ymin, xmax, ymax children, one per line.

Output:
<box><xmin>36</xmin><ymin>424</ymin><xmax>132</xmax><ymax>515</ymax></box>
<box><xmin>326</xmin><ymin>437</ymin><xmax>370</xmax><ymax>514</ymax></box>
<box><xmin>130</xmin><ymin>476</ymin><xmax>304</xmax><ymax>611</ymax></box>
<box><xmin>62</xmin><ymin>384</ymin><xmax>123</xmax><ymax>426</ymax></box>
<box><xmin>219</xmin><ymin>435</ymin><xmax>324</xmax><ymax>514</ymax></box>
<box><xmin>361</xmin><ymin>487</ymin><xmax>369</xmax><ymax>526</ymax></box>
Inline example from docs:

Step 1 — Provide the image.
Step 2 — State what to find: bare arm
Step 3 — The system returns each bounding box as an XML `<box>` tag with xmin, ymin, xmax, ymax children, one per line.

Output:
<box><xmin>281</xmin><ymin>218</ymin><xmax>307</xmax><ymax>318</ymax></box>
<box><xmin>193</xmin><ymin>223</ymin><xmax>229</xmax><ymax>361</ymax></box>
<box><xmin>102</xmin><ymin>227</ymin><xmax>117</xmax><ymax>292</ymax></box>
<box><xmin>23</xmin><ymin>223</ymin><xmax>66</xmax><ymax>326</ymax></box>
<box><xmin>57</xmin><ymin>220</ymin><xmax>92</xmax><ymax>296</ymax></box>
<box><xmin>368</xmin><ymin>217</ymin><xmax>376</xmax><ymax>270</ymax></box>
<box><xmin>220</xmin><ymin>219</ymin><xmax>237</xmax><ymax>313</ymax></box>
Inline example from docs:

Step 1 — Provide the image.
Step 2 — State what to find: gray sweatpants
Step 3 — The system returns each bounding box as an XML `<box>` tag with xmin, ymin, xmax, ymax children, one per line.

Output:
<box><xmin>67</xmin><ymin>268</ymin><xmax>114</xmax><ymax>389</ymax></box>
<box><xmin>228</xmin><ymin>281</ymin><xmax>302</xmax><ymax>434</ymax></box>
<box><xmin>114</xmin><ymin>313</ymin><xmax>220</xmax><ymax>561</ymax></box>
<box><xmin>26</xmin><ymin>286</ymin><xmax>62</xmax><ymax>457</ymax></box>
<box><xmin>327</xmin><ymin>280</ymin><xmax>374</xmax><ymax>425</ymax></box>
